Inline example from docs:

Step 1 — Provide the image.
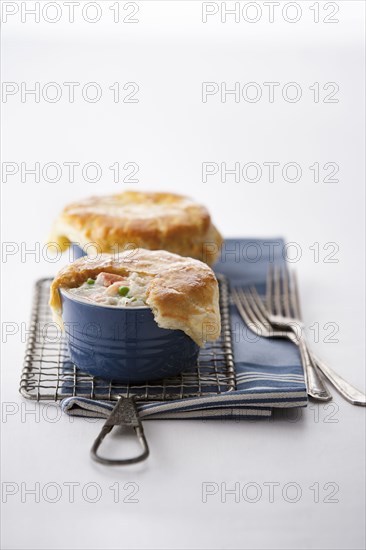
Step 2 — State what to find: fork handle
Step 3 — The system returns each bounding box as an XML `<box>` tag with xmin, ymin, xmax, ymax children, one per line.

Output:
<box><xmin>297</xmin><ymin>339</ymin><xmax>333</xmax><ymax>402</ymax></box>
<box><xmin>311</xmin><ymin>355</ymin><xmax>366</xmax><ymax>406</ymax></box>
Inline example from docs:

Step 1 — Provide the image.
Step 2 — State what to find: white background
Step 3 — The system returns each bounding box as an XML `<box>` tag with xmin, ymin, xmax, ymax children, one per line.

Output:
<box><xmin>1</xmin><ymin>1</ymin><xmax>365</xmax><ymax>549</ymax></box>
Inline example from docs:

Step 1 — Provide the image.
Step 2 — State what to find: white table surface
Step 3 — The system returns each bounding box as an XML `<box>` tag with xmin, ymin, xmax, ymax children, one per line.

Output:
<box><xmin>1</xmin><ymin>2</ymin><xmax>365</xmax><ymax>549</ymax></box>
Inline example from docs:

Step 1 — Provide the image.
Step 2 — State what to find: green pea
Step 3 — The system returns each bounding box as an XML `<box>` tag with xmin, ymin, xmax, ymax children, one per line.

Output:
<box><xmin>118</xmin><ymin>286</ymin><xmax>130</xmax><ymax>297</ymax></box>
<box><xmin>86</xmin><ymin>278</ymin><xmax>95</xmax><ymax>285</ymax></box>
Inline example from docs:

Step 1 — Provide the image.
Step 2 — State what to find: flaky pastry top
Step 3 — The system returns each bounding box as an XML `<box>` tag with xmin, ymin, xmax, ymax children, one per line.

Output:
<box><xmin>49</xmin><ymin>248</ymin><xmax>221</xmax><ymax>346</ymax></box>
<box><xmin>48</xmin><ymin>191</ymin><xmax>223</xmax><ymax>265</ymax></box>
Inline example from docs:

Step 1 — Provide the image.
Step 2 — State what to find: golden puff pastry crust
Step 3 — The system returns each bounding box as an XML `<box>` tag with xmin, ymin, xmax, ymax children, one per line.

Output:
<box><xmin>48</xmin><ymin>191</ymin><xmax>223</xmax><ymax>265</ymax></box>
<box><xmin>50</xmin><ymin>248</ymin><xmax>221</xmax><ymax>346</ymax></box>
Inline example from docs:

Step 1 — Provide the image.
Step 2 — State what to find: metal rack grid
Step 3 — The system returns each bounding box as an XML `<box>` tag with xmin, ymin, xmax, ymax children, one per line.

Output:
<box><xmin>20</xmin><ymin>274</ymin><xmax>236</xmax><ymax>402</ymax></box>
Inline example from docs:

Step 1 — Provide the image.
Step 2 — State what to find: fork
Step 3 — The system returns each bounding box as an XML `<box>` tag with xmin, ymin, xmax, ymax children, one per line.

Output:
<box><xmin>265</xmin><ymin>266</ymin><xmax>332</xmax><ymax>401</ymax></box>
<box><xmin>232</xmin><ymin>286</ymin><xmax>332</xmax><ymax>401</ymax></box>
<box><xmin>233</xmin><ymin>267</ymin><xmax>366</xmax><ymax>406</ymax></box>
<box><xmin>266</xmin><ymin>267</ymin><xmax>366</xmax><ymax>405</ymax></box>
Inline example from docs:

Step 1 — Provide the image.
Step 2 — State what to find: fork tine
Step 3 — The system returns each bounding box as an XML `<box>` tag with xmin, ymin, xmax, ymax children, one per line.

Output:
<box><xmin>248</xmin><ymin>292</ymin><xmax>267</xmax><ymax>327</ymax></box>
<box><xmin>238</xmin><ymin>288</ymin><xmax>261</xmax><ymax>327</ymax></box>
<box><xmin>281</xmin><ymin>266</ymin><xmax>292</xmax><ymax>317</ymax></box>
<box><xmin>290</xmin><ymin>270</ymin><xmax>303</xmax><ymax>320</ymax></box>
<box><xmin>266</xmin><ymin>266</ymin><xmax>273</xmax><ymax>314</ymax></box>
<box><xmin>232</xmin><ymin>288</ymin><xmax>264</xmax><ymax>334</ymax></box>
<box><xmin>232</xmin><ymin>288</ymin><xmax>255</xmax><ymax>327</ymax></box>
<box><xmin>249</xmin><ymin>287</ymin><xmax>270</xmax><ymax>324</ymax></box>
<box><xmin>273</xmin><ymin>265</ymin><xmax>282</xmax><ymax>315</ymax></box>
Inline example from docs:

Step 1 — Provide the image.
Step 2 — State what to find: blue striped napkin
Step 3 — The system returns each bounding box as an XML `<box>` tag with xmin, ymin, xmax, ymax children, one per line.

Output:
<box><xmin>61</xmin><ymin>238</ymin><xmax>307</xmax><ymax>420</ymax></box>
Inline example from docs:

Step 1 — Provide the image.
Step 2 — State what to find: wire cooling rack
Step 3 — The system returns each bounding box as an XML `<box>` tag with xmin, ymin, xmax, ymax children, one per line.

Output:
<box><xmin>20</xmin><ymin>274</ymin><xmax>236</xmax><ymax>402</ymax></box>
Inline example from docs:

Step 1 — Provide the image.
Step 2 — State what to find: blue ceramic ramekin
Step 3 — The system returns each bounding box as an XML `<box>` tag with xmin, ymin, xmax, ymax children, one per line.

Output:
<box><xmin>59</xmin><ymin>289</ymin><xmax>200</xmax><ymax>383</ymax></box>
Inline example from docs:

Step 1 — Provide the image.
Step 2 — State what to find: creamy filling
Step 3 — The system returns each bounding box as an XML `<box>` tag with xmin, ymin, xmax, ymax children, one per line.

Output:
<box><xmin>66</xmin><ymin>272</ymin><xmax>148</xmax><ymax>307</ymax></box>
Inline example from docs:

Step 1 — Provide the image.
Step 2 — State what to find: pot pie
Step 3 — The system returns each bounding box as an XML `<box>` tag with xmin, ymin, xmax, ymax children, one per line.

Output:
<box><xmin>48</xmin><ymin>191</ymin><xmax>223</xmax><ymax>265</ymax></box>
<box><xmin>50</xmin><ymin>248</ymin><xmax>221</xmax><ymax>346</ymax></box>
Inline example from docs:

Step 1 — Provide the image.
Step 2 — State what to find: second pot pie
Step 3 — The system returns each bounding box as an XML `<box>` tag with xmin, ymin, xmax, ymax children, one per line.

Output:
<box><xmin>48</xmin><ymin>191</ymin><xmax>223</xmax><ymax>265</ymax></box>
